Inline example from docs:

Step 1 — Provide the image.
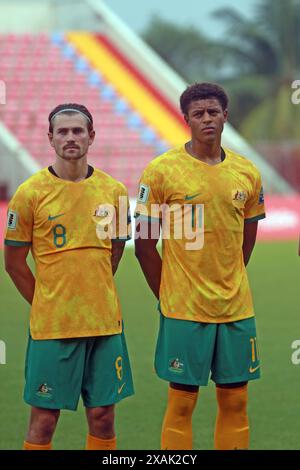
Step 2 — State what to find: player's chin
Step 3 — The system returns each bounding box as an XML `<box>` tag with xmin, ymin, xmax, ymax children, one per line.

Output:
<box><xmin>201</xmin><ymin>133</ymin><xmax>216</xmax><ymax>143</ymax></box>
<box><xmin>62</xmin><ymin>152</ymin><xmax>85</xmax><ymax>160</ymax></box>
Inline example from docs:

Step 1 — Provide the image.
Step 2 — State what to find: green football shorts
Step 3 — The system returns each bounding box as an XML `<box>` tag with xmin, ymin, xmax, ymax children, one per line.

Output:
<box><xmin>24</xmin><ymin>328</ymin><xmax>134</xmax><ymax>410</ymax></box>
<box><xmin>155</xmin><ymin>313</ymin><xmax>260</xmax><ymax>386</ymax></box>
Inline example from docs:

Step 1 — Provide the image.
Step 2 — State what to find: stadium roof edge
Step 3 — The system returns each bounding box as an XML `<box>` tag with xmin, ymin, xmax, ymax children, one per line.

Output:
<box><xmin>85</xmin><ymin>0</ymin><xmax>295</xmax><ymax>194</ymax></box>
<box><xmin>85</xmin><ymin>0</ymin><xmax>187</xmax><ymax>107</ymax></box>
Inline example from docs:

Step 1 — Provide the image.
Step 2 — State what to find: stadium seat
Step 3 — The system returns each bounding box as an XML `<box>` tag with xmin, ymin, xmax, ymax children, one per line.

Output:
<box><xmin>0</xmin><ymin>33</ymin><xmax>165</xmax><ymax>194</ymax></box>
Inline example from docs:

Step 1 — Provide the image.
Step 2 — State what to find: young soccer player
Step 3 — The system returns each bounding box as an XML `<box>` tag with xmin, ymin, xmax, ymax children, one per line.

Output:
<box><xmin>4</xmin><ymin>104</ymin><xmax>134</xmax><ymax>450</ymax></box>
<box><xmin>135</xmin><ymin>83</ymin><xmax>265</xmax><ymax>450</ymax></box>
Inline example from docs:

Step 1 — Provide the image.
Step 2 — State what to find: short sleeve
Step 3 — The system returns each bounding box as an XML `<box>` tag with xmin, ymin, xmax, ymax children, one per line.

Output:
<box><xmin>4</xmin><ymin>185</ymin><xmax>34</xmax><ymax>246</ymax></box>
<box><xmin>134</xmin><ymin>164</ymin><xmax>164</xmax><ymax>222</ymax></box>
<box><xmin>112</xmin><ymin>184</ymin><xmax>132</xmax><ymax>242</ymax></box>
<box><xmin>244</xmin><ymin>170</ymin><xmax>266</xmax><ymax>223</ymax></box>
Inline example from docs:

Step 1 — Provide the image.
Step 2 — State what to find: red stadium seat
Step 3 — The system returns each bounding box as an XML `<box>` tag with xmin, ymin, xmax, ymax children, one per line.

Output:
<box><xmin>0</xmin><ymin>33</ymin><xmax>160</xmax><ymax>194</ymax></box>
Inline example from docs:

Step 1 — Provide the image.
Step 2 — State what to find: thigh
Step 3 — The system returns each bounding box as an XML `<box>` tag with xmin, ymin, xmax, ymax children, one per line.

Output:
<box><xmin>82</xmin><ymin>327</ymin><xmax>134</xmax><ymax>407</ymax></box>
<box><xmin>155</xmin><ymin>313</ymin><xmax>217</xmax><ymax>386</ymax></box>
<box><xmin>211</xmin><ymin>317</ymin><xmax>260</xmax><ymax>384</ymax></box>
<box><xmin>24</xmin><ymin>336</ymin><xmax>85</xmax><ymax>410</ymax></box>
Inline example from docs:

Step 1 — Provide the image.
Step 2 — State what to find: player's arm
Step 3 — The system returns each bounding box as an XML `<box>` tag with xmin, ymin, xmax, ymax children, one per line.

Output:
<box><xmin>111</xmin><ymin>183</ymin><xmax>131</xmax><ymax>274</ymax></box>
<box><xmin>111</xmin><ymin>241</ymin><xmax>126</xmax><ymax>275</ymax></box>
<box><xmin>4</xmin><ymin>245</ymin><xmax>35</xmax><ymax>304</ymax></box>
<box><xmin>243</xmin><ymin>169</ymin><xmax>265</xmax><ymax>265</ymax></box>
<box><xmin>135</xmin><ymin>220</ymin><xmax>162</xmax><ymax>299</ymax></box>
<box><xmin>242</xmin><ymin>221</ymin><xmax>258</xmax><ymax>266</ymax></box>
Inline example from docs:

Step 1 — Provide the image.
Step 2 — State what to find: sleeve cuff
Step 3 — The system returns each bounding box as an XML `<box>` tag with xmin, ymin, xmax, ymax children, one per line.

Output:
<box><xmin>244</xmin><ymin>213</ymin><xmax>266</xmax><ymax>224</ymax></box>
<box><xmin>4</xmin><ymin>239</ymin><xmax>32</xmax><ymax>247</ymax></box>
<box><xmin>111</xmin><ymin>236</ymin><xmax>132</xmax><ymax>242</ymax></box>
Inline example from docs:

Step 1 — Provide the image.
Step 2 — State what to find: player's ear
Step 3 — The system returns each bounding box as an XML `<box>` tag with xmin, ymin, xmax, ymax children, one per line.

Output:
<box><xmin>89</xmin><ymin>129</ymin><xmax>95</xmax><ymax>145</ymax></box>
<box><xmin>223</xmin><ymin>109</ymin><xmax>228</xmax><ymax>122</ymax></box>
<box><xmin>48</xmin><ymin>132</ymin><xmax>54</xmax><ymax>147</ymax></box>
<box><xmin>184</xmin><ymin>114</ymin><xmax>190</xmax><ymax>126</ymax></box>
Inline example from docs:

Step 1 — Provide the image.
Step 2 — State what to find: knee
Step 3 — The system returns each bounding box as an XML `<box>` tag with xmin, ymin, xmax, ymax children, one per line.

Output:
<box><xmin>174</xmin><ymin>400</ymin><xmax>195</xmax><ymax>418</ymax></box>
<box><xmin>87</xmin><ymin>406</ymin><xmax>115</xmax><ymax>435</ymax></box>
<box><xmin>168</xmin><ymin>386</ymin><xmax>198</xmax><ymax>419</ymax></box>
<box><xmin>216</xmin><ymin>385</ymin><xmax>248</xmax><ymax>414</ymax></box>
<box><xmin>29</xmin><ymin>409</ymin><xmax>59</xmax><ymax>442</ymax></box>
<box><xmin>37</xmin><ymin>411</ymin><xmax>59</xmax><ymax>436</ymax></box>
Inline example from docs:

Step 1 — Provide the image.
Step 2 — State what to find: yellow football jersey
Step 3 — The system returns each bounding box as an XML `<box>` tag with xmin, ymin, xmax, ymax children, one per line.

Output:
<box><xmin>135</xmin><ymin>146</ymin><xmax>266</xmax><ymax>323</ymax></box>
<box><xmin>5</xmin><ymin>167</ymin><xmax>131</xmax><ymax>340</ymax></box>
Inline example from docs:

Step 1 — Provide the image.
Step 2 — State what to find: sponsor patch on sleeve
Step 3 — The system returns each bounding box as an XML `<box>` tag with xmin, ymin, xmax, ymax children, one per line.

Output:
<box><xmin>138</xmin><ymin>184</ymin><xmax>150</xmax><ymax>203</ymax></box>
<box><xmin>258</xmin><ymin>186</ymin><xmax>264</xmax><ymax>204</ymax></box>
<box><xmin>7</xmin><ymin>210</ymin><xmax>18</xmax><ymax>231</ymax></box>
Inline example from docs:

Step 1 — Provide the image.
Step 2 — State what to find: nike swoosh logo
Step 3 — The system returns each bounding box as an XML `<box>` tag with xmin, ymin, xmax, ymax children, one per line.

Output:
<box><xmin>48</xmin><ymin>213</ymin><xmax>65</xmax><ymax>221</ymax></box>
<box><xmin>185</xmin><ymin>193</ymin><xmax>201</xmax><ymax>201</ymax></box>
<box><xmin>249</xmin><ymin>365</ymin><xmax>260</xmax><ymax>373</ymax></box>
<box><xmin>118</xmin><ymin>383</ymin><xmax>126</xmax><ymax>394</ymax></box>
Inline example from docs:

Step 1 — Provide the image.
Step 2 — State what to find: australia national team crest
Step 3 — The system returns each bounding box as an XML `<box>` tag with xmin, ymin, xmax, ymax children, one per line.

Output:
<box><xmin>92</xmin><ymin>204</ymin><xmax>113</xmax><ymax>225</ymax></box>
<box><xmin>232</xmin><ymin>190</ymin><xmax>247</xmax><ymax>202</ymax></box>
<box><xmin>168</xmin><ymin>357</ymin><xmax>184</xmax><ymax>374</ymax></box>
<box><xmin>232</xmin><ymin>189</ymin><xmax>247</xmax><ymax>207</ymax></box>
<box><xmin>92</xmin><ymin>204</ymin><xmax>115</xmax><ymax>240</ymax></box>
<box><xmin>36</xmin><ymin>383</ymin><xmax>53</xmax><ymax>398</ymax></box>
<box><xmin>93</xmin><ymin>206</ymin><xmax>110</xmax><ymax>218</ymax></box>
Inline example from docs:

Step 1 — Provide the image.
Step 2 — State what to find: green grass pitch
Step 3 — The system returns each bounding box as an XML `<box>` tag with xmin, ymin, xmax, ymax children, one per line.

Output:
<box><xmin>0</xmin><ymin>241</ymin><xmax>299</xmax><ymax>449</ymax></box>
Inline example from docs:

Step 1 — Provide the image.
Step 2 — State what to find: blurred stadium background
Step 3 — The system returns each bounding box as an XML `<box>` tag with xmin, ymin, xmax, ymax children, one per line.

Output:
<box><xmin>0</xmin><ymin>0</ymin><xmax>299</xmax><ymax>450</ymax></box>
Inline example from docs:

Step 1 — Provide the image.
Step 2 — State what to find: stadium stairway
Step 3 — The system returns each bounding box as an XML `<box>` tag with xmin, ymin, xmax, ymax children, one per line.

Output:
<box><xmin>0</xmin><ymin>32</ymin><xmax>189</xmax><ymax>195</ymax></box>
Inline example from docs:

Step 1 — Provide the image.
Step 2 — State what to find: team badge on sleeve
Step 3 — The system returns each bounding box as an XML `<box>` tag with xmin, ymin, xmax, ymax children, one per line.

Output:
<box><xmin>138</xmin><ymin>184</ymin><xmax>150</xmax><ymax>203</ymax></box>
<box><xmin>258</xmin><ymin>186</ymin><xmax>264</xmax><ymax>204</ymax></box>
<box><xmin>7</xmin><ymin>210</ymin><xmax>18</xmax><ymax>230</ymax></box>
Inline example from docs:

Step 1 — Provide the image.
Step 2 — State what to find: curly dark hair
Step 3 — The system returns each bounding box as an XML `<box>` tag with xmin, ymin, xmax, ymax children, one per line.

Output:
<box><xmin>180</xmin><ymin>82</ymin><xmax>228</xmax><ymax>115</ymax></box>
<box><xmin>48</xmin><ymin>103</ymin><xmax>93</xmax><ymax>132</ymax></box>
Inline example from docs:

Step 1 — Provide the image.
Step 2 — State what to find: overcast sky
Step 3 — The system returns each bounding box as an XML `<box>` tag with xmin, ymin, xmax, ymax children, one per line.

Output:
<box><xmin>104</xmin><ymin>0</ymin><xmax>260</xmax><ymax>37</ymax></box>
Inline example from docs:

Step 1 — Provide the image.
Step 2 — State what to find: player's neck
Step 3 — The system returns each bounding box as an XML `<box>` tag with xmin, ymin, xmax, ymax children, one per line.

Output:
<box><xmin>53</xmin><ymin>157</ymin><xmax>89</xmax><ymax>182</ymax></box>
<box><xmin>186</xmin><ymin>140</ymin><xmax>223</xmax><ymax>165</ymax></box>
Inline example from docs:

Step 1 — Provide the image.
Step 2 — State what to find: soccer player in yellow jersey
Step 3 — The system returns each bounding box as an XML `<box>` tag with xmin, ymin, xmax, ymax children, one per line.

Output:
<box><xmin>4</xmin><ymin>103</ymin><xmax>134</xmax><ymax>450</ymax></box>
<box><xmin>135</xmin><ymin>83</ymin><xmax>265</xmax><ymax>450</ymax></box>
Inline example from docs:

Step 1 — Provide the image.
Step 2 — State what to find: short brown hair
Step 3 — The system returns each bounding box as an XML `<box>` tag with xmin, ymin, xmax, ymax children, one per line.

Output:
<box><xmin>48</xmin><ymin>103</ymin><xmax>93</xmax><ymax>132</ymax></box>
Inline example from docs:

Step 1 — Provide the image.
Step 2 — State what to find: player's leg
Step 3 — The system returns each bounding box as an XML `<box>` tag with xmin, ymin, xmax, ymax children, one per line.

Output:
<box><xmin>161</xmin><ymin>382</ymin><xmax>199</xmax><ymax>450</ymax></box>
<box><xmin>23</xmin><ymin>407</ymin><xmax>60</xmax><ymax>449</ymax></box>
<box><xmin>85</xmin><ymin>405</ymin><xmax>116</xmax><ymax>450</ymax></box>
<box><xmin>211</xmin><ymin>317</ymin><xmax>260</xmax><ymax>450</ymax></box>
<box><xmin>23</xmin><ymin>336</ymin><xmax>85</xmax><ymax>449</ymax></box>
<box><xmin>155</xmin><ymin>313</ymin><xmax>216</xmax><ymax>450</ymax></box>
<box><xmin>82</xmin><ymin>328</ymin><xmax>134</xmax><ymax>450</ymax></box>
<box><xmin>214</xmin><ymin>381</ymin><xmax>249</xmax><ymax>450</ymax></box>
